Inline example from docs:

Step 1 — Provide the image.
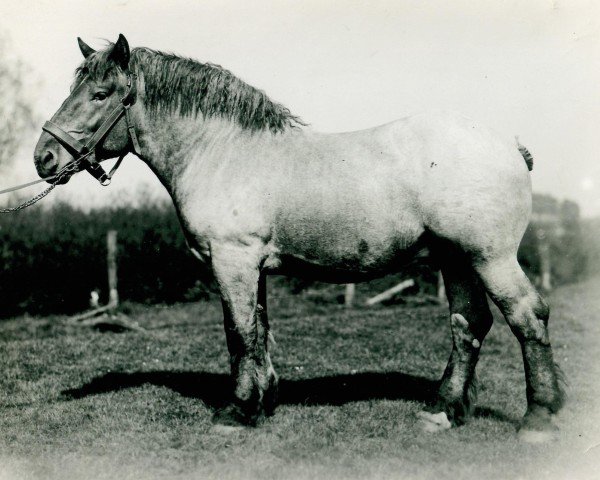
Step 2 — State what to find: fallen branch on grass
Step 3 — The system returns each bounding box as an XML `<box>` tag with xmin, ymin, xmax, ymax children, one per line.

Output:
<box><xmin>69</xmin><ymin>302</ymin><xmax>118</xmax><ymax>323</ymax></box>
<box><xmin>67</xmin><ymin>300</ymin><xmax>147</xmax><ymax>333</ymax></box>
<box><xmin>365</xmin><ymin>279</ymin><xmax>415</xmax><ymax>306</ymax></box>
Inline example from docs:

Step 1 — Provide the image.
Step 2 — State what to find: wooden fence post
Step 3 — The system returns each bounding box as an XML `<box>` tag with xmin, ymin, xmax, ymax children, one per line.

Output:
<box><xmin>107</xmin><ymin>230</ymin><xmax>119</xmax><ymax>309</ymax></box>
<box><xmin>537</xmin><ymin>228</ymin><xmax>552</xmax><ymax>291</ymax></box>
<box><xmin>70</xmin><ymin>229</ymin><xmax>122</xmax><ymax>323</ymax></box>
<box><xmin>437</xmin><ymin>271</ymin><xmax>447</xmax><ymax>303</ymax></box>
<box><xmin>344</xmin><ymin>283</ymin><xmax>355</xmax><ymax>308</ymax></box>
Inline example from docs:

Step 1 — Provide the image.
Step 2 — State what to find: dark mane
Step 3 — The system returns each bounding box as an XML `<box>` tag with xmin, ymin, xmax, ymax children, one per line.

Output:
<box><xmin>75</xmin><ymin>45</ymin><xmax>305</xmax><ymax>134</ymax></box>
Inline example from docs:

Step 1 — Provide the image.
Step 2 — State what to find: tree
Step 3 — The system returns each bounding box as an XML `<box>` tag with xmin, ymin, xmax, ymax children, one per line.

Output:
<box><xmin>0</xmin><ymin>35</ymin><xmax>37</xmax><ymax>169</ymax></box>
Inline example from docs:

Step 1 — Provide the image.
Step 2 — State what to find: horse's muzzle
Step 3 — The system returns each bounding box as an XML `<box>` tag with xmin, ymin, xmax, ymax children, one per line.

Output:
<box><xmin>34</xmin><ymin>150</ymin><xmax>79</xmax><ymax>185</ymax></box>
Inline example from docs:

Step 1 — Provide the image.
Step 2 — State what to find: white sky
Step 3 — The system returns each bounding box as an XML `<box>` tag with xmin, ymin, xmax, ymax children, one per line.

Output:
<box><xmin>1</xmin><ymin>0</ymin><xmax>599</xmax><ymax>216</ymax></box>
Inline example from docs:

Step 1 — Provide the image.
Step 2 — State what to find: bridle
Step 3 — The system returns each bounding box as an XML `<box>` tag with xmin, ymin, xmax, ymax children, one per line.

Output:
<box><xmin>0</xmin><ymin>67</ymin><xmax>142</xmax><ymax>213</ymax></box>
<box><xmin>0</xmin><ymin>71</ymin><xmax>141</xmax><ymax>213</ymax></box>
<box><xmin>41</xmin><ymin>71</ymin><xmax>141</xmax><ymax>186</ymax></box>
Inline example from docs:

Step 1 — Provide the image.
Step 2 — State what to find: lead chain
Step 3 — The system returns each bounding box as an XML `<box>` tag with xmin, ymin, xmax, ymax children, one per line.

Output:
<box><xmin>0</xmin><ymin>159</ymin><xmax>82</xmax><ymax>213</ymax></box>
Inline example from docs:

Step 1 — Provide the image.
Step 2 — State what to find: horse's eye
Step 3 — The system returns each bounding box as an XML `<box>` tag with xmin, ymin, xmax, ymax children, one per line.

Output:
<box><xmin>92</xmin><ymin>92</ymin><xmax>108</xmax><ymax>102</ymax></box>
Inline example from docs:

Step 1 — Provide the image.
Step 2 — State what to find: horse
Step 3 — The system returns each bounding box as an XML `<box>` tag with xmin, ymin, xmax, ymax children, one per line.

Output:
<box><xmin>33</xmin><ymin>34</ymin><xmax>565</xmax><ymax>442</ymax></box>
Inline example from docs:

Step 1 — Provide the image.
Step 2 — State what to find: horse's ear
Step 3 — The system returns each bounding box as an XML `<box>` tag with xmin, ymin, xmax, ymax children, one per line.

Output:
<box><xmin>109</xmin><ymin>34</ymin><xmax>130</xmax><ymax>70</ymax></box>
<box><xmin>77</xmin><ymin>37</ymin><xmax>95</xmax><ymax>58</ymax></box>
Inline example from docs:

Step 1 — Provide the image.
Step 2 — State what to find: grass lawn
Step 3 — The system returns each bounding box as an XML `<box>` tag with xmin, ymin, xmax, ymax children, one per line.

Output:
<box><xmin>1</xmin><ymin>277</ymin><xmax>599</xmax><ymax>479</ymax></box>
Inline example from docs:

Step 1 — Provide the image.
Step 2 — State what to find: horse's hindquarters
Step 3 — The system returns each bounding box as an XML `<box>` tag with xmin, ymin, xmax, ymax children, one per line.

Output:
<box><xmin>412</xmin><ymin>114</ymin><xmax>532</xmax><ymax>258</ymax></box>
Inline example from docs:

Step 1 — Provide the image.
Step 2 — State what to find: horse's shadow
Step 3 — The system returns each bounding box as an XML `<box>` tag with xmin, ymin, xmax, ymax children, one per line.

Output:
<box><xmin>61</xmin><ymin>370</ymin><xmax>515</xmax><ymax>424</ymax></box>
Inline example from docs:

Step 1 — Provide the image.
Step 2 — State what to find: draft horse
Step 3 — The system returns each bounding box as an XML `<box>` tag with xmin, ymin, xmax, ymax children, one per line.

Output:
<box><xmin>34</xmin><ymin>35</ymin><xmax>565</xmax><ymax>441</ymax></box>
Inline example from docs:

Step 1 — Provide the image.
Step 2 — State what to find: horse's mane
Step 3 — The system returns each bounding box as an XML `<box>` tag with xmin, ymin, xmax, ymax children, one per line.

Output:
<box><xmin>75</xmin><ymin>45</ymin><xmax>305</xmax><ymax>134</ymax></box>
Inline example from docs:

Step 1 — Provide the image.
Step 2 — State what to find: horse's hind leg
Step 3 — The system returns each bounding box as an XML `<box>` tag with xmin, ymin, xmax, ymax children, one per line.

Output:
<box><xmin>209</xmin><ymin>242</ymin><xmax>277</xmax><ymax>429</ymax></box>
<box><xmin>475</xmin><ymin>256</ymin><xmax>565</xmax><ymax>442</ymax></box>
<box><xmin>420</xmin><ymin>250</ymin><xmax>493</xmax><ymax>432</ymax></box>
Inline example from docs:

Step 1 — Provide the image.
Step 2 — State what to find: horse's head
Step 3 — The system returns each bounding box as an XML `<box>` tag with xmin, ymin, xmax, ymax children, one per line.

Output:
<box><xmin>34</xmin><ymin>34</ymin><xmax>137</xmax><ymax>184</ymax></box>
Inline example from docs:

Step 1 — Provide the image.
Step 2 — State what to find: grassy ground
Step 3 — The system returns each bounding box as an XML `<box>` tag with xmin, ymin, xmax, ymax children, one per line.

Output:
<box><xmin>1</xmin><ymin>277</ymin><xmax>599</xmax><ymax>480</ymax></box>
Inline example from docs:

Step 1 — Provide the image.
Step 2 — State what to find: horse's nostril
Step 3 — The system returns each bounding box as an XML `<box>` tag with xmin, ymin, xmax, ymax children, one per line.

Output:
<box><xmin>41</xmin><ymin>150</ymin><xmax>59</xmax><ymax>174</ymax></box>
<box><xmin>43</xmin><ymin>150</ymin><xmax>55</xmax><ymax>166</ymax></box>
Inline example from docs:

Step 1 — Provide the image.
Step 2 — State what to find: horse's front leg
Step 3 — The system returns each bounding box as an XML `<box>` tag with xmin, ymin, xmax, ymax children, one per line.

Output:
<box><xmin>210</xmin><ymin>241</ymin><xmax>276</xmax><ymax>428</ymax></box>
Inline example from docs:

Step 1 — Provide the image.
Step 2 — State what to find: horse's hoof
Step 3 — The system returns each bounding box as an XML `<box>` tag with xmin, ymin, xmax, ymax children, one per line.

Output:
<box><xmin>417</xmin><ymin>411</ymin><xmax>452</xmax><ymax>433</ymax></box>
<box><xmin>518</xmin><ymin>405</ymin><xmax>558</xmax><ymax>443</ymax></box>
<box><xmin>212</xmin><ymin>404</ymin><xmax>257</xmax><ymax>428</ymax></box>
<box><xmin>518</xmin><ymin>428</ymin><xmax>558</xmax><ymax>443</ymax></box>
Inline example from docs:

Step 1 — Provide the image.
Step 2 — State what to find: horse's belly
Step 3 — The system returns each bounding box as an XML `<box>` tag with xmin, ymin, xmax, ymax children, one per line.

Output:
<box><xmin>269</xmin><ymin>214</ymin><xmax>426</xmax><ymax>283</ymax></box>
<box><xmin>269</xmin><ymin>245</ymin><xmax>426</xmax><ymax>283</ymax></box>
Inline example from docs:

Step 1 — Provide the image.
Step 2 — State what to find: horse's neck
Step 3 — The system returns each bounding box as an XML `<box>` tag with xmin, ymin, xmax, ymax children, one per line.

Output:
<box><xmin>135</xmin><ymin>113</ymin><xmax>229</xmax><ymax>190</ymax></box>
<box><xmin>133</xmin><ymin>110</ymin><xmax>289</xmax><ymax>196</ymax></box>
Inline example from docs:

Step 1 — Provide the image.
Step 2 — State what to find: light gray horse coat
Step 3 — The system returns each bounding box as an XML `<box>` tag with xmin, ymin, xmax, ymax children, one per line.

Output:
<box><xmin>34</xmin><ymin>35</ymin><xmax>564</xmax><ymax>441</ymax></box>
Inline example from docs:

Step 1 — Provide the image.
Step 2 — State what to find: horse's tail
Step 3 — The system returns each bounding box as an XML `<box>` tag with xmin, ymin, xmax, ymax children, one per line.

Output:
<box><xmin>516</xmin><ymin>137</ymin><xmax>533</xmax><ymax>171</ymax></box>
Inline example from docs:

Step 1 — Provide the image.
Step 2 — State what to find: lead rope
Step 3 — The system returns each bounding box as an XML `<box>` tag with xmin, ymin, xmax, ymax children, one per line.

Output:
<box><xmin>0</xmin><ymin>150</ymin><xmax>128</xmax><ymax>214</ymax></box>
<box><xmin>0</xmin><ymin>151</ymin><xmax>92</xmax><ymax>213</ymax></box>
<box><xmin>0</xmin><ymin>162</ymin><xmax>76</xmax><ymax>213</ymax></box>
<box><xmin>0</xmin><ymin>150</ymin><xmax>127</xmax><ymax>213</ymax></box>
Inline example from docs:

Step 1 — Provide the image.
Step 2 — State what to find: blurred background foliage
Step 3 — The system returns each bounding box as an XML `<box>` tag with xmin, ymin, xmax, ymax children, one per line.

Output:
<box><xmin>0</xmin><ymin>199</ymin><xmax>212</xmax><ymax>316</ymax></box>
<box><xmin>0</xmin><ymin>34</ymin><xmax>38</xmax><ymax>170</ymax></box>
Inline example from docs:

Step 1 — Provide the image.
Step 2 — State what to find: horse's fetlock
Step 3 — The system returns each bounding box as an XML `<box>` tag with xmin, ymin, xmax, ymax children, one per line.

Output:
<box><xmin>234</xmin><ymin>379</ymin><xmax>259</xmax><ymax>405</ymax></box>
